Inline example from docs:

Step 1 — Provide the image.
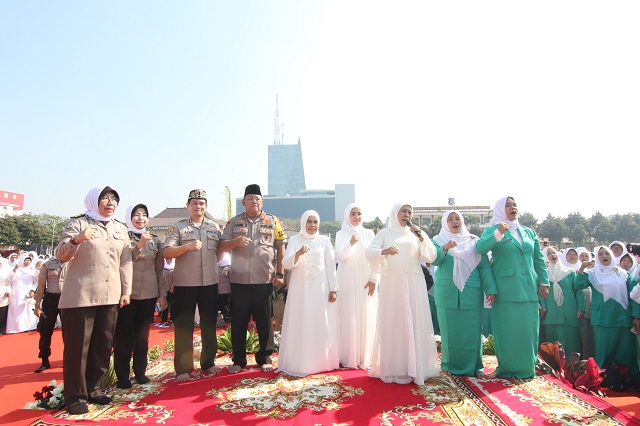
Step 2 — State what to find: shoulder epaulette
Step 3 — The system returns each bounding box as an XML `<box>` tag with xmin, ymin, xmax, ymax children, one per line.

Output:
<box><xmin>70</xmin><ymin>214</ymin><xmax>84</xmax><ymax>219</ymax></box>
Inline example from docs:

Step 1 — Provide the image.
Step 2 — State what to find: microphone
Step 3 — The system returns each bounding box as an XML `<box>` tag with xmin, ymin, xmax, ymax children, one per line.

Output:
<box><xmin>405</xmin><ymin>220</ymin><xmax>421</xmax><ymax>237</ymax></box>
<box><xmin>33</xmin><ymin>308</ymin><xmax>47</xmax><ymax>320</ymax></box>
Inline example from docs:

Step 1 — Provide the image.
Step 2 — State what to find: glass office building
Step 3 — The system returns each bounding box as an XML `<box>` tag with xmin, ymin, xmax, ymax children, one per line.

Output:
<box><xmin>268</xmin><ymin>140</ymin><xmax>306</xmax><ymax>196</ymax></box>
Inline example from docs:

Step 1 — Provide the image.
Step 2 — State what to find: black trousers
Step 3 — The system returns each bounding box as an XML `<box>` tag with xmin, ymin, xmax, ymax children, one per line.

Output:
<box><xmin>219</xmin><ymin>293</ymin><xmax>231</xmax><ymax>322</ymax></box>
<box><xmin>173</xmin><ymin>285</ymin><xmax>218</xmax><ymax>375</ymax></box>
<box><xmin>38</xmin><ymin>292</ymin><xmax>61</xmax><ymax>358</ymax></box>
<box><xmin>61</xmin><ymin>305</ymin><xmax>118</xmax><ymax>406</ymax></box>
<box><xmin>161</xmin><ymin>291</ymin><xmax>174</xmax><ymax>323</ymax></box>
<box><xmin>230</xmin><ymin>283</ymin><xmax>274</xmax><ymax>367</ymax></box>
<box><xmin>113</xmin><ymin>298</ymin><xmax>155</xmax><ymax>382</ymax></box>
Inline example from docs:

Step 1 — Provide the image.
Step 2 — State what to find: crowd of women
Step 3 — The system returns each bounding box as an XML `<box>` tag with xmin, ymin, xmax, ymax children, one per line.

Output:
<box><xmin>3</xmin><ymin>187</ymin><xmax>640</xmax><ymax>414</ymax></box>
<box><xmin>0</xmin><ymin>249</ymin><xmax>47</xmax><ymax>335</ymax></box>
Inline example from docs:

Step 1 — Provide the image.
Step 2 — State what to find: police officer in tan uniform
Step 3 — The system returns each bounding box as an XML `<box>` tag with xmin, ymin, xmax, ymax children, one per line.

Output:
<box><xmin>113</xmin><ymin>203</ymin><xmax>168</xmax><ymax>389</ymax></box>
<box><xmin>163</xmin><ymin>189</ymin><xmax>222</xmax><ymax>381</ymax></box>
<box><xmin>33</xmin><ymin>256</ymin><xmax>66</xmax><ymax>373</ymax></box>
<box><xmin>56</xmin><ymin>185</ymin><xmax>132</xmax><ymax>415</ymax></box>
<box><xmin>220</xmin><ymin>184</ymin><xmax>287</xmax><ymax>373</ymax></box>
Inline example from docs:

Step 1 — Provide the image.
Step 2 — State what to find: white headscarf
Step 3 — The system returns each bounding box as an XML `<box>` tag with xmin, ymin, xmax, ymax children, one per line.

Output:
<box><xmin>16</xmin><ymin>253</ymin><xmax>35</xmax><ymax>276</ymax></box>
<box><xmin>84</xmin><ymin>185</ymin><xmax>119</xmax><ymax>222</ymax></box>
<box><xmin>388</xmin><ymin>203</ymin><xmax>412</xmax><ymax>234</ymax></box>
<box><xmin>542</xmin><ymin>247</ymin><xmax>573</xmax><ymax>307</ymax></box>
<box><xmin>299</xmin><ymin>210</ymin><xmax>320</xmax><ymax>240</ymax></box>
<box><xmin>125</xmin><ymin>204</ymin><xmax>148</xmax><ymax>234</ymax></box>
<box><xmin>609</xmin><ymin>241</ymin><xmax>628</xmax><ymax>266</ymax></box>
<box><xmin>560</xmin><ymin>247</ymin><xmax>580</xmax><ymax>271</ymax></box>
<box><xmin>576</xmin><ymin>247</ymin><xmax>592</xmax><ymax>264</ymax></box>
<box><xmin>433</xmin><ymin>210</ymin><xmax>481</xmax><ymax>292</ymax></box>
<box><xmin>27</xmin><ymin>251</ymin><xmax>39</xmax><ymax>272</ymax></box>
<box><xmin>489</xmin><ymin>196</ymin><xmax>519</xmax><ymax>230</ymax></box>
<box><xmin>587</xmin><ymin>246</ymin><xmax>629</xmax><ymax>310</ymax></box>
<box><xmin>620</xmin><ymin>253</ymin><xmax>639</xmax><ymax>281</ymax></box>
<box><xmin>340</xmin><ymin>203</ymin><xmax>365</xmax><ymax>236</ymax></box>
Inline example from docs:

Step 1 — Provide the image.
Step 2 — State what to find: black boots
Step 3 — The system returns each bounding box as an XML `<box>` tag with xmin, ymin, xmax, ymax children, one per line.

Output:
<box><xmin>34</xmin><ymin>357</ymin><xmax>50</xmax><ymax>373</ymax></box>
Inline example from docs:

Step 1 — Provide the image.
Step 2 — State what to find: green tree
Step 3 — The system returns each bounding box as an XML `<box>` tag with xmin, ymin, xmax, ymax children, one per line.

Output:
<box><xmin>0</xmin><ymin>216</ymin><xmax>20</xmax><ymax>246</ymax></box>
<box><xmin>319</xmin><ymin>221</ymin><xmax>341</xmax><ymax>243</ymax></box>
<box><xmin>565</xmin><ymin>212</ymin><xmax>587</xmax><ymax>233</ymax></box>
<box><xmin>519</xmin><ymin>212</ymin><xmax>538</xmax><ymax>230</ymax></box>
<box><xmin>538</xmin><ymin>214</ymin><xmax>569</xmax><ymax>247</ymax></box>
<box><xmin>468</xmin><ymin>224</ymin><xmax>484</xmax><ymax>237</ymax></box>
<box><xmin>425</xmin><ymin>221</ymin><xmax>441</xmax><ymax>237</ymax></box>
<box><xmin>593</xmin><ymin>219</ymin><xmax>614</xmax><ymax>246</ymax></box>
<box><xmin>13</xmin><ymin>214</ymin><xmax>48</xmax><ymax>249</ymax></box>
<box><xmin>569</xmin><ymin>224</ymin><xmax>588</xmax><ymax>247</ymax></box>
<box><xmin>365</xmin><ymin>217</ymin><xmax>384</xmax><ymax>233</ymax></box>
<box><xmin>610</xmin><ymin>214</ymin><xmax>640</xmax><ymax>243</ymax></box>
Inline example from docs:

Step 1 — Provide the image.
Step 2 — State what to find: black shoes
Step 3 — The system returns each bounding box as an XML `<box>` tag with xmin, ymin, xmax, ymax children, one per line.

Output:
<box><xmin>88</xmin><ymin>394</ymin><xmax>111</xmax><ymax>405</ymax></box>
<box><xmin>34</xmin><ymin>358</ymin><xmax>50</xmax><ymax>373</ymax></box>
<box><xmin>67</xmin><ymin>394</ymin><xmax>110</xmax><ymax>414</ymax></box>
<box><xmin>136</xmin><ymin>375</ymin><xmax>151</xmax><ymax>384</ymax></box>
<box><xmin>67</xmin><ymin>402</ymin><xmax>89</xmax><ymax>414</ymax></box>
<box><xmin>116</xmin><ymin>380</ymin><xmax>132</xmax><ymax>389</ymax></box>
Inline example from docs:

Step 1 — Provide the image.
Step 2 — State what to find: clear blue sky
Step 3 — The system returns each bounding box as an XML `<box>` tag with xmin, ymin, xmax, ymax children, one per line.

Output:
<box><xmin>2</xmin><ymin>1</ymin><xmax>639</xmax><ymax>223</ymax></box>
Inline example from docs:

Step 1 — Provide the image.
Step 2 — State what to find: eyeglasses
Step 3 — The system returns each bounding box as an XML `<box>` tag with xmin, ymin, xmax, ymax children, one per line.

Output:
<box><xmin>245</xmin><ymin>197</ymin><xmax>262</xmax><ymax>202</ymax></box>
<box><xmin>100</xmin><ymin>196</ymin><xmax>119</xmax><ymax>203</ymax></box>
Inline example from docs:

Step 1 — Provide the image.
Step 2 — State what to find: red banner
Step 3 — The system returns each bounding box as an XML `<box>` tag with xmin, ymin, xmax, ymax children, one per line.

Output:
<box><xmin>0</xmin><ymin>190</ymin><xmax>24</xmax><ymax>210</ymax></box>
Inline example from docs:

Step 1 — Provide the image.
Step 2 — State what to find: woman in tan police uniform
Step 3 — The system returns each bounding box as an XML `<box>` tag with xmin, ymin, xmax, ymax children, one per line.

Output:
<box><xmin>56</xmin><ymin>185</ymin><xmax>132</xmax><ymax>415</ymax></box>
<box><xmin>113</xmin><ymin>203</ymin><xmax>167</xmax><ymax>389</ymax></box>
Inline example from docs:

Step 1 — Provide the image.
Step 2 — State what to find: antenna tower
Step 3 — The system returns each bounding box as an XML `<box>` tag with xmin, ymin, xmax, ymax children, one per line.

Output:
<box><xmin>273</xmin><ymin>94</ymin><xmax>282</xmax><ymax>145</ymax></box>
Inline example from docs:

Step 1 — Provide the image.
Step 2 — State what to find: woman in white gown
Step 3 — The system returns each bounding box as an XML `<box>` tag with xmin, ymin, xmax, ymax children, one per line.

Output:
<box><xmin>366</xmin><ymin>203</ymin><xmax>440</xmax><ymax>385</ymax></box>
<box><xmin>277</xmin><ymin>210</ymin><xmax>340</xmax><ymax>377</ymax></box>
<box><xmin>335</xmin><ymin>203</ymin><xmax>379</xmax><ymax>369</ymax></box>
<box><xmin>6</xmin><ymin>253</ymin><xmax>38</xmax><ymax>334</ymax></box>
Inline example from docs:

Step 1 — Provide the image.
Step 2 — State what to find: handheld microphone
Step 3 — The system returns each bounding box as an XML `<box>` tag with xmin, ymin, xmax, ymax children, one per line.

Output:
<box><xmin>33</xmin><ymin>308</ymin><xmax>47</xmax><ymax>320</ymax></box>
<box><xmin>405</xmin><ymin>220</ymin><xmax>421</xmax><ymax>237</ymax></box>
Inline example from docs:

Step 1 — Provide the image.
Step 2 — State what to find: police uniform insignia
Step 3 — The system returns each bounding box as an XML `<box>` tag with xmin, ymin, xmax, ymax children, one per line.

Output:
<box><xmin>237</xmin><ymin>219</ymin><xmax>246</xmax><ymax>224</ymax></box>
<box><xmin>168</xmin><ymin>226</ymin><xmax>175</xmax><ymax>235</ymax></box>
<box><xmin>274</xmin><ymin>219</ymin><xmax>286</xmax><ymax>241</ymax></box>
<box><xmin>261</xmin><ymin>228</ymin><xmax>273</xmax><ymax>234</ymax></box>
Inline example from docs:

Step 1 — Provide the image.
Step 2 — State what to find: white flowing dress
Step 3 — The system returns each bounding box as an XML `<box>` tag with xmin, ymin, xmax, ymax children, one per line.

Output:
<box><xmin>366</xmin><ymin>227</ymin><xmax>440</xmax><ymax>385</ymax></box>
<box><xmin>277</xmin><ymin>234</ymin><xmax>339</xmax><ymax>377</ymax></box>
<box><xmin>6</xmin><ymin>268</ymin><xmax>37</xmax><ymax>334</ymax></box>
<box><xmin>335</xmin><ymin>228</ymin><xmax>379</xmax><ymax>369</ymax></box>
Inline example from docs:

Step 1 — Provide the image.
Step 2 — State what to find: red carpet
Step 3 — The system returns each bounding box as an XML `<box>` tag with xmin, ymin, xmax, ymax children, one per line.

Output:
<box><xmin>2</xmin><ymin>320</ymin><xmax>640</xmax><ymax>425</ymax></box>
<box><xmin>26</xmin><ymin>355</ymin><xmax>640</xmax><ymax>425</ymax></box>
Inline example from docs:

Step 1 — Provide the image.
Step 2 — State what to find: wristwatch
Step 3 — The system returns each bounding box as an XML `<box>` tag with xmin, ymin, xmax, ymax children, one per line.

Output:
<box><xmin>275</xmin><ymin>272</ymin><xmax>285</xmax><ymax>278</ymax></box>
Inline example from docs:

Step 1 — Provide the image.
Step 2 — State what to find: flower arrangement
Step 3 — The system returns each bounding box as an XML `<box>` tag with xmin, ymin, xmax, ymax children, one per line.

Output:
<box><xmin>24</xmin><ymin>380</ymin><xmax>64</xmax><ymax>410</ymax></box>
<box><xmin>538</xmin><ymin>341</ymin><xmax>604</xmax><ymax>394</ymax></box>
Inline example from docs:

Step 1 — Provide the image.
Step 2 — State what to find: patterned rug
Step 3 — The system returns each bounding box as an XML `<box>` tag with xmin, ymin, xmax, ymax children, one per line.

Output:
<box><xmin>30</xmin><ymin>355</ymin><xmax>639</xmax><ymax>425</ymax></box>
